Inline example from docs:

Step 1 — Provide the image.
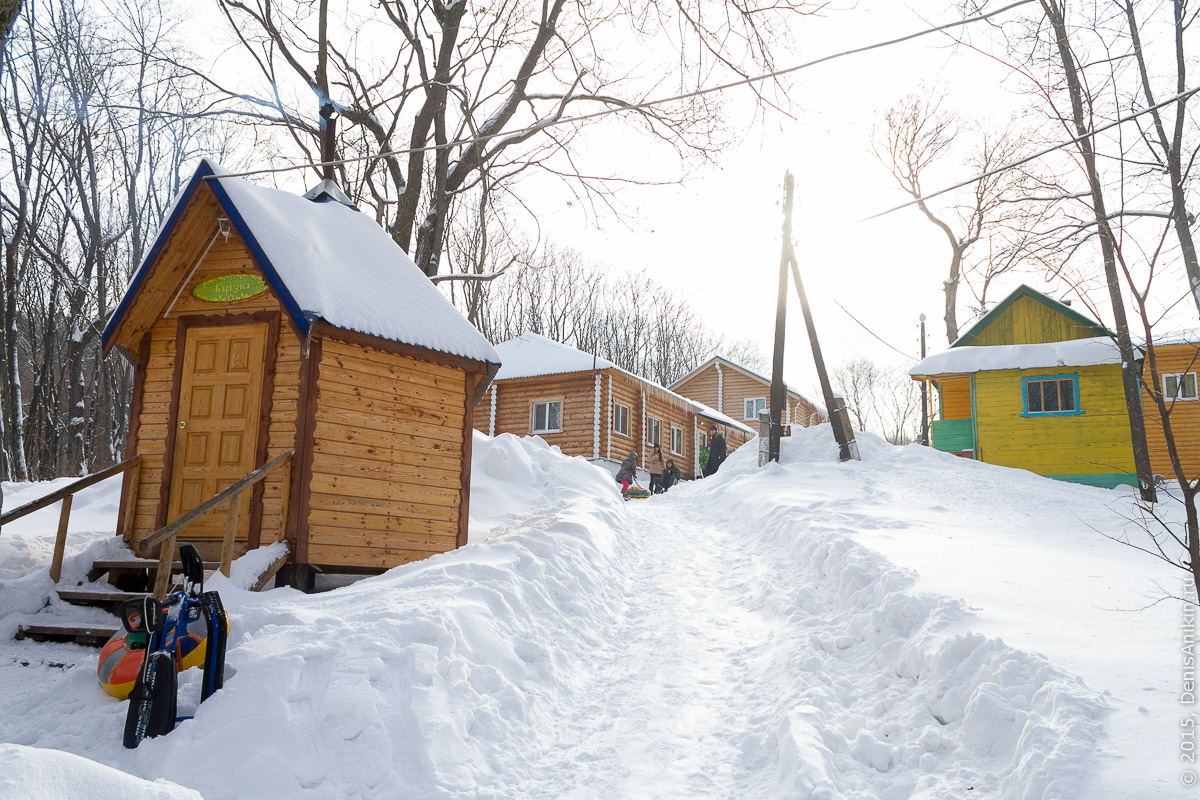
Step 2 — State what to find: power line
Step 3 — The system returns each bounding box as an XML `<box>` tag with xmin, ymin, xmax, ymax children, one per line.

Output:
<box><xmin>863</xmin><ymin>83</ymin><xmax>1200</xmax><ymax>221</ymax></box>
<box><xmin>829</xmin><ymin>297</ymin><xmax>918</xmax><ymax>361</ymax></box>
<box><xmin>204</xmin><ymin>0</ymin><xmax>1038</xmax><ymax>182</ymax></box>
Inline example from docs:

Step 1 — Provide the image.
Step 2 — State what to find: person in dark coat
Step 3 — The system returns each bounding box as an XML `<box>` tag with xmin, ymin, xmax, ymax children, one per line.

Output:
<box><xmin>615</xmin><ymin>451</ymin><xmax>638</xmax><ymax>499</ymax></box>
<box><xmin>660</xmin><ymin>459</ymin><xmax>681</xmax><ymax>492</ymax></box>
<box><xmin>706</xmin><ymin>426</ymin><xmax>727</xmax><ymax>476</ymax></box>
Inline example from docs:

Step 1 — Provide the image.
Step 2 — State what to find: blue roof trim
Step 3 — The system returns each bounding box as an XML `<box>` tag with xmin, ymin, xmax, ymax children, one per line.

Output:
<box><xmin>204</xmin><ymin>175</ymin><xmax>309</xmax><ymax>337</ymax></box>
<box><xmin>102</xmin><ymin>162</ymin><xmax>214</xmax><ymax>348</ymax></box>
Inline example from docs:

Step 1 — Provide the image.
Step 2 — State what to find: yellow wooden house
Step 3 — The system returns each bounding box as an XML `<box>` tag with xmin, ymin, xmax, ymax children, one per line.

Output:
<box><xmin>102</xmin><ymin>159</ymin><xmax>500</xmax><ymax>589</ymax></box>
<box><xmin>910</xmin><ymin>285</ymin><xmax>1138</xmax><ymax>488</ymax></box>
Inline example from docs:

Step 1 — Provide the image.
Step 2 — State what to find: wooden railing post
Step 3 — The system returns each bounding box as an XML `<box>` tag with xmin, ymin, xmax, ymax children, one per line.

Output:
<box><xmin>49</xmin><ymin>496</ymin><xmax>73</xmax><ymax>584</ymax></box>
<box><xmin>276</xmin><ymin>456</ymin><xmax>293</xmax><ymax>545</ymax></box>
<box><xmin>121</xmin><ymin>461</ymin><xmax>141</xmax><ymax>543</ymax></box>
<box><xmin>153</xmin><ymin>535</ymin><xmax>176</xmax><ymax>600</ymax></box>
<box><xmin>220</xmin><ymin>495</ymin><xmax>243</xmax><ymax>578</ymax></box>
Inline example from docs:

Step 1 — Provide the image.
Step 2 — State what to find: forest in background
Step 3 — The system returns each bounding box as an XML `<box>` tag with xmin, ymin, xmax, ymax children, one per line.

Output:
<box><xmin>6</xmin><ymin>0</ymin><xmax>1200</xmax><ymax>483</ymax></box>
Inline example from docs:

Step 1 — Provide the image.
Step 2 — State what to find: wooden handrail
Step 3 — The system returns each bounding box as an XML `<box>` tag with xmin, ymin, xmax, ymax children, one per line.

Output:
<box><xmin>0</xmin><ymin>456</ymin><xmax>142</xmax><ymax>531</ymax></box>
<box><xmin>140</xmin><ymin>450</ymin><xmax>293</xmax><ymax>554</ymax></box>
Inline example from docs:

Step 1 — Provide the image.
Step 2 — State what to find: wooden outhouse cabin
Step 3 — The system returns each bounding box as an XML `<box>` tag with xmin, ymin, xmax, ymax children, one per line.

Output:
<box><xmin>102</xmin><ymin>159</ymin><xmax>500</xmax><ymax>587</ymax></box>
<box><xmin>477</xmin><ymin>334</ymin><xmax>752</xmax><ymax>480</ymax></box>
<box><xmin>670</xmin><ymin>356</ymin><xmax>826</xmax><ymax>448</ymax></box>
<box><xmin>909</xmin><ymin>285</ymin><xmax>1138</xmax><ymax>488</ymax></box>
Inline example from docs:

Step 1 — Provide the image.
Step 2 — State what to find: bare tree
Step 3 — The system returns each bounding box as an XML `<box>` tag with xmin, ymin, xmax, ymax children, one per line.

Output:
<box><xmin>479</xmin><ymin>241</ymin><xmax>729</xmax><ymax>386</ymax></box>
<box><xmin>832</xmin><ymin>357</ymin><xmax>880</xmax><ymax>433</ymax></box>
<box><xmin>0</xmin><ymin>1</ymin><xmax>19</xmax><ymax>47</ymax></box>
<box><xmin>832</xmin><ymin>357</ymin><xmax>921</xmax><ymax>444</ymax></box>
<box><xmin>0</xmin><ymin>0</ymin><xmax>226</xmax><ymax>479</ymax></box>
<box><xmin>205</xmin><ymin>0</ymin><xmax>820</xmax><ymax>277</ymax></box>
<box><xmin>876</xmin><ymin>90</ymin><xmax>1042</xmax><ymax>343</ymax></box>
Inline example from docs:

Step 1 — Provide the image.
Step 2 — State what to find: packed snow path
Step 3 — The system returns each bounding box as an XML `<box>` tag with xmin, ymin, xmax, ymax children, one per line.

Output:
<box><xmin>523</xmin><ymin>499</ymin><xmax>774</xmax><ymax>798</ymax></box>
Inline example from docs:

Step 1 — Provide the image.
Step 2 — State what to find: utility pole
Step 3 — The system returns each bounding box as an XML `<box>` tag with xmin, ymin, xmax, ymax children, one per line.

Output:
<box><xmin>919</xmin><ymin>314</ymin><xmax>929</xmax><ymax>446</ymax></box>
<box><xmin>765</xmin><ymin>171</ymin><xmax>858</xmax><ymax>464</ymax></box>
<box><xmin>767</xmin><ymin>176</ymin><xmax>793</xmax><ymax>464</ymax></box>
<box><xmin>787</xmin><ymin>258</ymin><xmax>856</xmax><ymax>462</ymax></box>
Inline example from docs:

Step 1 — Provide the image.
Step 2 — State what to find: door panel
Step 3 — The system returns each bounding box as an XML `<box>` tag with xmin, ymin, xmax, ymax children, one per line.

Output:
<box><xmin>169</xmin><ymin>323</ymin><xmax>267</xmax><ymax>539</ymax></box>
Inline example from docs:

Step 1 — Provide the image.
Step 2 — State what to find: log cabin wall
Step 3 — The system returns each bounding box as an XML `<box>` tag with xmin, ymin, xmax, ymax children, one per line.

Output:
<box><xmin>1143</xmin><ymin>342</ymin><xmax>1200</xmax><ymax>479</ymax></box>
<box><xmin>476</xmin><ymin>372</ymin><xmax>600</xmax><ymax>456</ymax></box>
<box><xmin>124</xmin><ymin>186</ymin><xmax>299</xmax><ymax>559</ymax></box>
<box><xmin>306</xmin><ymin>337</ymin><xmax>469</xmax><ymax>570</ymax></box>
<box><xmin>641</xmin><ymin>385</ymin><xmax>700</xmax><ymax>480</ymax></box>
<box><xmin>606</xmin><ymin>369</ymin><xmax>643</xmax><ymax>462</ymax></box>
<box><xmin>479</xmin><ymin>369</ymin><xmax>707</xmax><ymax>480</ymax></box>
<box><xmin>673</xmin><ymin>360</ymin><xmax>824</xmax><ymax>433</ymax></box>
<box><xmin>673</xmin><ymin>369</ymin><xmax>720</xmax><ymax>412</ymax></box>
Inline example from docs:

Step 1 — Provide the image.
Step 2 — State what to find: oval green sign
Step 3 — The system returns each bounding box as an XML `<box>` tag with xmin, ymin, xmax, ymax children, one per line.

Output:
<box><xmin>193</xmin><ymin>274</ymin><xmax>268</xmax><ymax>304</ymax></box>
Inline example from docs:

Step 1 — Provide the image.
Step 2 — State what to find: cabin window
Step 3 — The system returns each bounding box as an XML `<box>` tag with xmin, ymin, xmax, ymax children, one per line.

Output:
<box><xmin>744</xmin><ymin>397</ymin><xmax>767</xmax><ymax>420</ymax></box>
<box><xmin>613</xmin><ymin>402</ymin><xmax>630</xmax><ymax>436</ymax></box>
<box><xmin>647</xmin><ymin>417</ymin><xmax>662</xmax><ymax>445</ymax></box>
<box><xmin>1023</xmin><ymin>375</ymin><xmax>1080</xmax><ymax>416</ymax></box>
<box><xmin>532</xmin><ymin>401</ymin><xmax>562</xmax><ymax>433</ymax></box>
<box><xmin>671</xmin><ymin>426</ymin><xmax>683</xmax><ymax>454</ymax></box>
<box><xmin>1164</xmin><ymin>373</ymin><xmax>1199</xmax><ymax>401</ymax></box>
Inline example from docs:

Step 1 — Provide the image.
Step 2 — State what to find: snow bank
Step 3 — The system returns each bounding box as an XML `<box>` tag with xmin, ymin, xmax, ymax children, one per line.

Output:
<box><xmin>658</xmin><ymin>430</ymin><xmax>1107</xmax><ymax>798</ymax></box>
<box><xmin>0</xmin><ymin>435</ymin><xmax>635</xmax><ymax>798</ymax></box>
<box><xmin>0</xmin><ymin>744</ymin><xmax>200</xmax><ymax>800</ymax></box>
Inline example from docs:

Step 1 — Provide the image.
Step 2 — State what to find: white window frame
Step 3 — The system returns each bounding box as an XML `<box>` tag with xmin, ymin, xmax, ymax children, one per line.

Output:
<box><xmin>670</xmin><ymin>426</ymin><xmax>683</xmax><ymax>455</ymax></box>
<box><xmin>532</xmin><ymin>400</ymin><xmax>562</xmax><ymax>434</ymax></box>
<box><xmin>744</xmin><ymin>397</ymin><xmax>767</xmax><ymax>420</ymax></box>
<box><xmin>613</xmin><ymin>402</ymin><xmax>630</xmax><ymax>437</ymax></box>
<box><xmin>647</xmin><ymin>416</ymin><xmax>662</xmax><ymax>446</ymax></box>
<box><xmin>1164</xmin><ymin>373</ymin><xmax>1199</xmax><ymax>401</ymax></box>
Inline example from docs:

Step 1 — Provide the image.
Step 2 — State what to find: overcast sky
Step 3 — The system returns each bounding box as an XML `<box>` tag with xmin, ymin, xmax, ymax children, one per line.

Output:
<box><xmin>194</xmin><ymin>0</ymin><xmax>1176</xmax><ymax>403</ymax></box>
<box><xmin>541</xmin><ymin>0</ymin><xmax>1034</xmax><ymax>399</ymax></box>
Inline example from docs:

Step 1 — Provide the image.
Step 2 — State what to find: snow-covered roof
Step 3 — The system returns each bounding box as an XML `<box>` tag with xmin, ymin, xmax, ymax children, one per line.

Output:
<box><xmin>910</xmin><ymin>336</ymin><xmax>1127</xmax><ymax>377</ymax></box>
<box><xmin>692</xmin><ymin>401</ymin><xmax>754</xmax><ymax>433</ymax></box>
<box><xmin>493</xmin><ymin>333</ymin><xmax>754</xmax><ymax>434</ymax></box>
<box><xmin>104</xmin><ymin>159</ymin><xmax>500</xmax><ymax>367</ymax></box>
<box><xmin>494</xmin><ymin>333</ymin><xmax>612</xmax><ymax>379</ymax></box>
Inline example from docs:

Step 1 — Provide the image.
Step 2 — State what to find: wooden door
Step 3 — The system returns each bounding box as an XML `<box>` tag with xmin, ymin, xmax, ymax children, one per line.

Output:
<box><xmin>168</xmin><ymin>323</ymin><xmax>267</xmax><ymax>539</ymax></box>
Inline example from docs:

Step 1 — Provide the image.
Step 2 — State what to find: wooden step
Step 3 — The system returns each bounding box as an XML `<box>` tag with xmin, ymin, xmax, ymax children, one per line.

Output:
<box><xmin>56</xmin><ymin>589</ymin><xmax>146</xmax><ymax>611</ymax></box>
<box><xmin>16</xmin><ymin>623</ymin><xmax>119</xmax><ymax>646</ymax></box>
<box><xmin>87</xmin><ymin>558</ymin><xmax>221</xmax><ymax>582</ymax></box>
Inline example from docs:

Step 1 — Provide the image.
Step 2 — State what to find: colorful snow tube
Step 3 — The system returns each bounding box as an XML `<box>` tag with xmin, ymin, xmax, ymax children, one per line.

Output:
<box><xmin>626</xmin><ymin>486</ymin><xmax>651</xmax><ymax>499</ymax></box>
<box><xmin>97</xmin><ymin>609</ymin><xmax>215</xmax><ymax>700</ymax></box>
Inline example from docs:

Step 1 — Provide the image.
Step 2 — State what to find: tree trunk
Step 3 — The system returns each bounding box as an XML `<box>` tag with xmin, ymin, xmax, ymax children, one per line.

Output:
<box><xmin>1042</xmin><ymin>0</ymin><xmax>1156</xmax><ymax>501</ymax></box>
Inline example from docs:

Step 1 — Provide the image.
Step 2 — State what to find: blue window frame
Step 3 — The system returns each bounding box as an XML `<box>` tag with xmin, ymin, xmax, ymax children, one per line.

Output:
<box><xmin>1022</xmin><ymin>374</ymin><xmax>1082</xmax><ymax>416</ymax></box>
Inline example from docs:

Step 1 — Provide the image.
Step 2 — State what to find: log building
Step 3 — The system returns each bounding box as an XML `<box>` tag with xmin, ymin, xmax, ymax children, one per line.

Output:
<box><xmin>478</xmin><ymin>334</ymin><xmax>752</xmax><ymax>480</ymax></box>
<box><xmin>102</xmin><ymin>160</ymin><xmax>500</xmax><ymax>587</ymax></box>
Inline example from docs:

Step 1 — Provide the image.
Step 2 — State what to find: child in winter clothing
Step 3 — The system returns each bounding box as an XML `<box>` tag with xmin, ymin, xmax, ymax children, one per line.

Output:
<box><xmin>660</xmin><ymin>459</ymin><xmax>681</xmax><ymax>492</ymax></box>
<box><xmin>615</xmin><ymin>451</ymin><xmax>638</xmax><ymax>499</ymax></box>
<box><xmin>646</xmin><ymin>445</ymin><xmax>666</xmax><ymax>494</ymax></box>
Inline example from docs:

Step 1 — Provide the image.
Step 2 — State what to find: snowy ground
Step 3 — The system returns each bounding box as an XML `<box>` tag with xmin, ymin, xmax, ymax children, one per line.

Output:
<box><xmin>0</xmin><ymin>428</ymin><xmax>1192</xmax><ymax>798</ymax></box>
